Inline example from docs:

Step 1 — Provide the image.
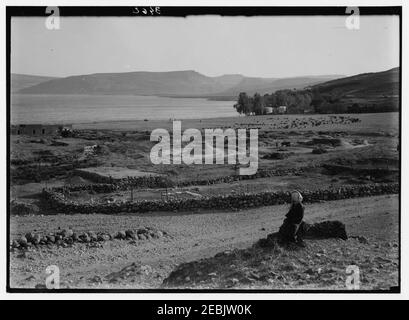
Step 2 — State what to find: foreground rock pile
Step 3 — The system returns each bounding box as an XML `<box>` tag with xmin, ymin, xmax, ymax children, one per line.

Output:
<box><xmin>302</xmin><ymin>220</ymin><xmax>348</xmax><ymax>240</ymax></box>
<box><xmin>163</xmin><ymin>220</ymin><xmax>350</xmax><ymax>289</ymax></box>
<box><xmin>11</xmin><ymin>226</ymin><xmax>167</xmax><ymax>250</ymax></box>
<box><xmin>40</xmin><ymin>182</ymin><xmax>399</xmax><ymax>215</ymax></box>
<box><xmin>258</xmin><ymin>220</ymin><xmax>348</xmax><ymax>248</ymax></box>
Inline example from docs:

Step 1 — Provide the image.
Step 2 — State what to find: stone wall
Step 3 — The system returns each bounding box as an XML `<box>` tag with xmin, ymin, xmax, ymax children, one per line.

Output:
<box><xmin>41</xmin><ymin>182</ymin><xmax>399</xmax><ymax>215</ymax></box>
<box><xmin>53</xmin><ymin>175</ymin><xmax>175</xmax><ymax>194</ymax></box>
<box><xmin>178</xmin><ymin>167</ymin><xmax>306</xmax><ymax>187</ymax></box>
<box><xmin>58</xmin><ymin>167</ymin><xmax>306</xmax><ymax>194</ymax></box>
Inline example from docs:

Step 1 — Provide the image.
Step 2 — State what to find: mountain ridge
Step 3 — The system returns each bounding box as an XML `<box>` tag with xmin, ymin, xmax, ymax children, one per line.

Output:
<box><xmin>16</xmin><ymin>70</ymin><xmax>343</xmax><ymax>97</ymax></box>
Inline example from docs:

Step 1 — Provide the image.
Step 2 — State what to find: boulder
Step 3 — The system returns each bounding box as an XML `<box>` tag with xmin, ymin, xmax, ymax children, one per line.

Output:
<box><xmin>138</xmin><ymin>234</ymin><xmax>147</xmax><ymax>240</ymax></box>
<box><xmin>79</xmin><ymin>233</ymin><xmax>91</xmax><ymax>243</ymax></box>
<box><xmin>72</xmin><ymin>233</ymin><xmax>80</xmax><ymax>242</ymax></box>
<box><xmin>60</xmin><ymin>229</ymin><xmax>74</xmax><ymax>238</ymax></box>
<box><xmin>137</xmin><ymin>228</ymin><xmax>148</xmax><ymax>235</ymax></box>
<box><xmin>31</xmin><ymin>234</ymin><xmax>41</xmax><ymax>245</ymax></box>
<box><xmin>12</xmin><ymin>240</ymin><xmax>20</xmax><ymax>249</ymax></box>
<box><xmin>125</xmin><ymin>230</ymin><xmax>137</xmax><ymax>239</ymax></box>
<box><xmin>115</xmin><ymin>231</ymin><xmax>127</xmax><ymax>239</ymax></box>
<box><xmin>88</xmin><ymin>231</ymin><xmax>98</xmax><ymax>242</ymax></box>
<box><xmin>25</xmin><ymin>232</ymin><xmax>35</xmax><ymax>243</ymax></box>
<box><xmin>258</xmin><ymin>220</ymin><xmax>348</xmax><ymax>249</ymax></box>
<box><xmin>300</xmin><ymin>220</ymin><xmax>348</xmax><ymax>240</ymax></box>
<box><xmin>46</xmin><ymin>235</ymin><xmax>56</xmax><ymax>244</ymax></box>
<box><xmin>18</xmin><ymin>236</ymin><xmax>28</xmax><ymax>247</ymax></box>
<box><xmin>95</xmin><ymin>233</ymin><xmax>110</xmax><ymax>241</ymax></box>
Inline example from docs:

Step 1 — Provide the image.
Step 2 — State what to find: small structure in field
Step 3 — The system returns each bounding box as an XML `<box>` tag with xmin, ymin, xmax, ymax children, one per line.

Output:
<box><xmin>11</xmin><ymin>124</ymin><xmax>72</xmax><ymax>136</ymax></box>
<box><xmin>264</xmin><ymin>107</ymin><xmax>273</xmax><ymax>114</ymax></box>
<box><xmin>277</xmin><ymin>106</ymin><xmax>287</xmax><ymax>114</ymax></box>
<box><xmin>303</xmin><ymin>108</ymin><xmax>314</xmax><ymax>114</ymax></box>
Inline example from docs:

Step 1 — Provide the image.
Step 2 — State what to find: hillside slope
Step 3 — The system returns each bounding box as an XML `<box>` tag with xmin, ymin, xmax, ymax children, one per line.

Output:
<box><xmin>310</xmin><ymin>67</ymin><xmax>400</xmax><ymax>112</ymax></box>
<box><xmin>311</xmin><ymin>67</ymin><xmax>399</xmax><ymax>98</ymax></box>
<box><xmin>11</xmin><ymin>74</ymin><xmax>59</xmax><ymax>92</ymax></box>
<box><xmin>217</xmin><ymin>75</ymin><xmax>342</xmax><ymax>96</ymax></box>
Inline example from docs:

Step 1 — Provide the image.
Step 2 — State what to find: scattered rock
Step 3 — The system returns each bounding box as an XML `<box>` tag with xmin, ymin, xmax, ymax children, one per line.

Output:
<box><xmin>60</xmin><ymin>229</ymin><xmax>74</xmax><ymax>238</ymax></box>
<box><xmin>126</xmin><ymin>229</ymin><xmax>137</xmax><ymax>239</ymax></box>
<box><xmin>11</xmin><ymin>227</ymin><xmax>168</xmax><ymax>250</ymax></box>
<box><xmin>89</xmin><ymin>275</ymin><xmax>103</xmax><ymax>284</ymax></box>
<box><xmin>116</xmin><ymin>231</ymin><xmax>127</xmax><ymax>240</ymax></box>
<box><xmin>305</xmin><ymin>268</ymin><xmax>315</xmax><ymax>275</ymax></box>
<box><xmin>227</xmin><ymin>278</ymin><xmax>240</xmax><ymax>287</ymax></box>
<box><xmin>18</xmin><ymin>236</ymin><xmax>28</xmax><ymax>248</ymax></box>
<box><xmin>138</xmin><ymin>234</ymin><xmax>147</xmax><ymax>240</ymax></box>
<box><xmin>79</xmin><ymin>233</ymin><xmax>89</xmax><ymax>243</ymax></box>
<box><xmin>98</xmin><ymin>234</ymin><xmax>111</xmax><ymax>241</ymax></box>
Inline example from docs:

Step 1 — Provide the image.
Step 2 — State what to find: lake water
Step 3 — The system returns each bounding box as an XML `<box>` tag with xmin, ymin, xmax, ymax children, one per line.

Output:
<box><xmin>11</xmin><ymin>94</ymin><xmax>237</xmax><ymax>124</ymax></box>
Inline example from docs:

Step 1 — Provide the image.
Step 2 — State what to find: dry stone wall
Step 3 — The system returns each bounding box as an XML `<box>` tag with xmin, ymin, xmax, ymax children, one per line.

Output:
<box><xmin>41</xmin><ymin>182</ymin><xmax>399</xmax><ymax>215</ymax></box>
<box><xmin>58</xmin><ymin>168</ymin><xmax>307</xmax><ymax>194</ymax></box>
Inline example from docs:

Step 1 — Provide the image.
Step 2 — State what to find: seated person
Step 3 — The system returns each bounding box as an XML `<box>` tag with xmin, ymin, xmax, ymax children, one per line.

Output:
<box><xmin>278</xmin><ymin>190</ymin><xmax>305</xmax><ymax>245</ymax></box>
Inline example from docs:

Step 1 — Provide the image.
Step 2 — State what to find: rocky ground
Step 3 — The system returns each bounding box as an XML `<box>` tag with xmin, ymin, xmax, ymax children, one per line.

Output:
<box><xmin>9</xmin><ymin>194</ymin><xmax>399</xmax><ymax>290</ymax></box>
<box><xmin>9</xmin><ymin>113</ymin><xmax>400</xmax><ymax>290</ymax></box>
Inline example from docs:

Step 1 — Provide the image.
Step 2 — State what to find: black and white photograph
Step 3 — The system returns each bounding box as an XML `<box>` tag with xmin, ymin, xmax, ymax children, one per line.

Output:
<box><xmin>3</xmin><ymin>2</ymin><xmax>405</xmax><ymax>297</ymax></box>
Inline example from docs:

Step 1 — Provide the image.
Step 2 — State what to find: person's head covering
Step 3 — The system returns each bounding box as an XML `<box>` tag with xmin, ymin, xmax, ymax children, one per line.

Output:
<box><xmin>291</xmin><ymin>190</ymin><xmax>303</xmax><ymax>204</ymax></box>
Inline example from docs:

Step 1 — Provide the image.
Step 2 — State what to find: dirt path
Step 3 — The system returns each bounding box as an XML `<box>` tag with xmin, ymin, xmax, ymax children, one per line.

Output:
<box><xmin>10</xmin><ymin>194</ymin><xmax>399</xmax><ymax>289</ymax></box>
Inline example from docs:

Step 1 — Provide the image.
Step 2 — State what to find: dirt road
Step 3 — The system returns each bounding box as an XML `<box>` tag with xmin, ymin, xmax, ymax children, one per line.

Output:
<box><xmin>10</xmin><ymin>194</ymin><xmax>399</xmax><ymax>289</ymax></box>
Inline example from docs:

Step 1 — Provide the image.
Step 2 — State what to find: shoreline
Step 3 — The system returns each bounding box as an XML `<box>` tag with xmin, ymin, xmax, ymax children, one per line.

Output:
<box><xmin>10</xmin><ymin>112</ymin><xmax>399</xmax><ymax>133</ymax></box>
<box><xmin>71</xmin><ymin>112</ymin><xmax>399</xmax><ymax>131</ymax></box>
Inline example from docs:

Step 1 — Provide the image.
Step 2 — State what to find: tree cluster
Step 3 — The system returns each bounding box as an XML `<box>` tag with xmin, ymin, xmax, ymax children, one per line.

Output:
<box><xmin>233</xmin><ymin>88</ymin><xmax>398</xmax><ymax>115</ymax></box>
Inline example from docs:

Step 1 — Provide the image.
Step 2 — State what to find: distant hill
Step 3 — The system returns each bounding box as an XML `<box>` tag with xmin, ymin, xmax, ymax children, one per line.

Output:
<box><xmin>311</xmin><ymin>67</ymin><xmax>399</xmax><ymax>97</ymax></box>
<box><xmin>231</xmin><ymin>67</ymin><xmax>400</xmax><ymax>115</ymax></box>
<box><xmin>11</xmin><ymin>74</ymin><xmax>59</xmax><ymax>92</ymax></box>
<box><xmin>18</xmin><ymin>70</ymin><xmax>227</xmax><ymax>96</ymax></box>
<box><xmin>215</xmin><ymin>75</ymin><xmax>343</xmax><ymax>97</ymax></box>
<box><xmin>17</xmin><ymin>70</ymin><xmax>342</xmax><ymax>97</ymax></box>
<box><xmin>211</xmin><ymin>74</ymin><xmax>245</xmax><ymax>90</ymax></box>
<box><xmin>310</xmin><ymin>67</ymin><xmax>399</xmax><ymax>112</ymax></box>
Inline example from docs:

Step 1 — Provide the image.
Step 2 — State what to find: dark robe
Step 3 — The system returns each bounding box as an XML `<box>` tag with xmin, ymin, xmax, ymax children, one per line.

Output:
<box><xmin>285</xmin><ymin>203</ymin><xmax>304</xmax><ymax>224</ymax></box>
<box><xmin>278</xmin><ymin>203</ymin><xmax>304</xmax><ymax>243</ymax></box>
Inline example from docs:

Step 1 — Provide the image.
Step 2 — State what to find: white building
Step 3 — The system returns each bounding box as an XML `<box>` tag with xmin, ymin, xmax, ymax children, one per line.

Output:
<box><xmin>264</xmin><ymin>107</ymin><xmax>273</xmax><ymax>114</ymax></box>
<box><xmin>278</xmin><ymin>106</ymin><xmax>287</xmax><ymax>114</ymax></box>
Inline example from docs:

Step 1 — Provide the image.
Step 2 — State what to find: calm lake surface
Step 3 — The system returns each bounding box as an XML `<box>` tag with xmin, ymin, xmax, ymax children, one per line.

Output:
<box><xmin>11</xmin><ymin>94</ymin><xmax>237</xmax><ymax>124</ymax></box>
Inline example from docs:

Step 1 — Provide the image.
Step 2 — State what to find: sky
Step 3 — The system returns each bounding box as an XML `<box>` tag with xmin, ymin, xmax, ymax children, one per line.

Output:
<box><xmin>11</xmin><ymin>15</ymin><xmax>400</xmax><ymax>78</ymax></box>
